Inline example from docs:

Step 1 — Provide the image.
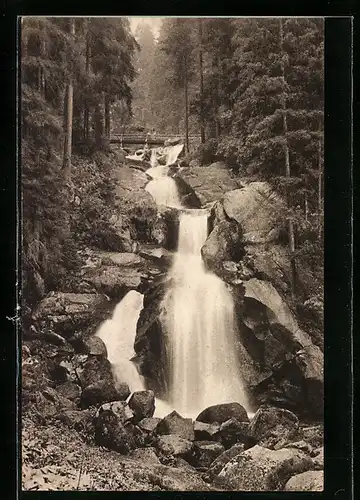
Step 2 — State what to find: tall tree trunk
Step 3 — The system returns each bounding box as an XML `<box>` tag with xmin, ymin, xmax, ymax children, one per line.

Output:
<box><xmin>305</xmin><ymin>190</ymin><xmax>308</xmax><ymax>223</ymax></box>
<box><xmin>63</xmin><ymin>18</ymin><xmax>75</xmax><ymax>182</ymax></box>
<box><xmin>279</xmin><ymin>18</ymin><xmax>297</xmax><ymax>298</ymax></box>
<box><xmin>94</xmin><ymin>101</ymin><xmax>104</xmax><ymax>149</ymax></box>
<box><xmin>83</xmin><ymin>21</ymin><xmax>91</xmax><ymax>140</ymax></box>
<box><xmin>184</xmin><ymin>57</ymin><xmax>189</xmax><ymax>154</ymax></box>
<box><xmin>104</xmin><ymin>94</ymin><xmax>111</xmax><ymax>138</ymax></box>
<box><xmin>198</xmin><ymin>20</ymin><xmax>205</xmax><ymax>144</ymax></box>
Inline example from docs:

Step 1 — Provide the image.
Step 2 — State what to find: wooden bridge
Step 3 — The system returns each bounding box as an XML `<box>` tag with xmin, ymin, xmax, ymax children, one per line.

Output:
<box><xmin>110</xmin><ymin>133</ymin><xmax>202</xmax><ymax>147</ymax></box>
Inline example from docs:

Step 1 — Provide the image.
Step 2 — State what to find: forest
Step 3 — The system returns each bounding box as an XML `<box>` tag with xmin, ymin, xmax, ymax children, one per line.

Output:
<box><xmin>22</xmin><ymin>17</ymin><xmax>325</xmax><ymax>492</ymax></box>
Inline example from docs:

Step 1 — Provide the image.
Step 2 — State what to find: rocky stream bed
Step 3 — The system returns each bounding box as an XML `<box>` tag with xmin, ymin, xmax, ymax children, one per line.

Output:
<box><xmin>22</xmin><ymin>153</ymin><xmax>324</xmax><ymax>491</ymax></box>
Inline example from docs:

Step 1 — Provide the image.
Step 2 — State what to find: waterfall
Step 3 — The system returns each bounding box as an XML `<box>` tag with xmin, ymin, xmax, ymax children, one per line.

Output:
<box><xmin>96</xmin><ymin>290</ymin><xmax>146</xmax><ymax>392</ymax></box>
<box><xmin>95</xmin><ymin>290</ymin><xmax>173</xmax><ymax>418</ymax></box>
<box><xmin>145</xmin><ymin>176</ymin><xmax>182</xmax><ymax>208</ymax></box>
<box><xmin>162</xmin><ymin>212</ymin><xmax>250</xmax><ymax>417</ymax></box>
<box><xmin>150</xmin><ymin>148</ymin><xmax>158</xmax><ymax>167</ymax></box>
<box><xmin>145</xmin><ymin>153</ymin><xmax>250</xmax><ymax>417</ymax></box>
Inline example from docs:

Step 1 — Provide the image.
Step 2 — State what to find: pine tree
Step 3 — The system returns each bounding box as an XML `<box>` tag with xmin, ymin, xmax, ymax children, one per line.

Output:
<box><xmin>161</xmin><ymin>18</ymin><xmax>196</xmax><ymax>152</ymax></box>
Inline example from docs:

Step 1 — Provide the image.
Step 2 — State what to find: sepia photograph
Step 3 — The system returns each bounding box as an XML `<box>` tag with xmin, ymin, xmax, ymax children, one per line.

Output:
<box><xmin>21</xmin><ymin>16</ymin><xmax>325</xmax><ymax>492</ymax></box>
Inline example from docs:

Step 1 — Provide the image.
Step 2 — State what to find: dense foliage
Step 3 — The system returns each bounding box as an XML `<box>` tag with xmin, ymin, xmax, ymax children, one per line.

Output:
<box><xmin>132</xmin><ymin>18</ymin><xmax>324</xmax><ymax>298</ymax></box>
<box><xmin>21</xmin><ymin>17</ymin><xmax>137</xmax><ymax>307</ymax></box>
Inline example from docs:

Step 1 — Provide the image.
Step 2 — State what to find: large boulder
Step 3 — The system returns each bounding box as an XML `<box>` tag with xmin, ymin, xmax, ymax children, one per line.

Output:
<box><xmin>155</xmin><ymin>435</ymin><xmax>193</xmax><ymax>460</ymax></box>
<box><xmin>206</xmin><ymin>443</ymin><xmax>245</xmax><ymax>479</ymax></box>
<box><xmin>196</xmin><ymin>403</ymin><xmax>249</xmax><ymax>425</ymax></box>
<box><xmin>134</xmin><ymin>280</ymin><xmax>169</xmax><ymax>396</ymax></box>
<box><xmin>32</xmin><ymin>293</ymin><xmax>110</xmax><ymax>338</ymax></box>
<box><xmin>215</xmin><ymin>418</ymin><xmax>252</xmax><ymax>449</ymax></box>
<box><xmin>194</xmin><ymin>421</ymin><xmax>220</xmax><ymax>441</ymax></box>
<box><xmin>189</xmin><ymin>441</ymin><xmax>225</xmax><ymax>468</ymax></box>
<box><xmin>248</xmin><ymin>406</ymin><xmax>300</xmax><ymax>449</ymax></box>
<box><xmin>176</xmin><ymin>162</ymin><xmax>240</xmax><ymax>205</ymax></box>
<box><xmin>233</xmin><ymin>280</ymin><xmax>324</xmax><ymax>418</ymax></box>
<box><xmin>131</xmin><ymin>462</ymin><xmax>217</xmax><ymax>491</ymax></box>
<box><xmin>173</xmin><ymin>176</ymin><xmax>202</xmax><ymax>208</ymax></box>
<box><xmin>128</xmin><ymin>390</ymin><xmax>156</xmax><ymax>422</ymax></box>
<box><xmin>81</xmin><ymin>265</ymin><xmax>144</xmax><ymax>299</ymax></box>
<box><xmin>216</xmin><ymin>445</ymin><xmax>314</xmax><ymax>491</ymax></box>
<box><xmin>201</xmin><ymin>219</ymin><xmax>243</xmax><ymax>276</ymax></box>
<box><xmin>78</xmin><ymin>355</ymin><xmax>113</xmax><ymax>388</ymax></box>
<box><xmin>222</xmin><ymin>182</ymin><xmax>285</xmax><ymax>244</ymax></box>
<box><xmin>294</xmin><ymin>345</ymin><xmax>324</xmax><ymax>417</ymax></box>
<box><xmin>156</xmin><ymin>411</ymin><xmax>195</xmax><ymax>441</ymax></box>
<box><xmin>284</xmin><ymin>470</ymin><xmax>323</xmax><ymax>491</ymax></box>
<box><xmin>150</xmin><ymin>206</ymin><xmax>180</xmax><ymax>251</ymax></box>
<box><xmin>94</xmin><ymin>401</ymin><xmax>142</xmax><ymax>454</ymax></box>
<box><xmin>81</xmin><ymin>379</ymin><xmax>130</xmax><ymax>408</ymax></box>
<box><xmin>115</xmin><ymin>165</ymin><xmax>149</xmax><ymax>198</ymax></box>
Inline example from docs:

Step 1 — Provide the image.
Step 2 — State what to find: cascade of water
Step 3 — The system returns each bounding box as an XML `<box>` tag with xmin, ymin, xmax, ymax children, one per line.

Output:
<box><xmin>144</xmin><ymin>152</ymin><xmax>250</xmax><ymax>417</ymax></box>
<box><xmin>150</xmin><ymin>148</ymin><xmax>158</xmax><ymax>167</ymax></box>
<box><xmin>145</xmin><ymin>176</ymin><xmax>182</xmax><ymax>208</ymax></box>
<box><xmin>95</xmin><ymin>290</ymin><xmax>173</xmax><ymax>418</ymax></box>
<box><xmin>161</xmin><ymin>212</ymin><xmax>250</xmax><ymax>417</ymax></box>
<box><xmin>96</xmin><ymin>290</ymin><xmax>146</xmax><ymax>392</ymax></box>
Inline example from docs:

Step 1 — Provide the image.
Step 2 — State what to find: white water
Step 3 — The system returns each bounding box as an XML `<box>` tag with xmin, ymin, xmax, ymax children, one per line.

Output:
<box><xmin>95</xmin><ymin>290</ymin><xmax>174</xmax><ymax>418</ymax></box>
<box><xmin>145</xmin><ymin>152</ymin><xmax>250</xmax><ymax>418</ymax></box>
<box><xmin>162</xmin><ymin>212</ymin><xmax>250</xmax><ymax>418</ymax></box>
<box><xmin>96</xmin><ymin>290</ymin><xmax>146</xmax><ymax>392</ymax></box>
<box><xmin>145</xmin><ymin>176</ymin><xmax>182</xmax><ymax>208</ymax></box>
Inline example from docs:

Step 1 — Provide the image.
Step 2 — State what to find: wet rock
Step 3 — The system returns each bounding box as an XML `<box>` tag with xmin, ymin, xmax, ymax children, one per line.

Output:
<box><xmin>129</xmin><ymin>447</ymin><xmax>160</xmax><ymax>464</ymax></box>
<box><xmin>156</xmin><ymin>411</ymin><xmax>195</xmax><ymax>441</ymax></box>
<box><xmin>134</xmin><ymin>281</ymin><xmax>169</xmax><ymax>396</ymax></box>
<box><xmin>138</xmin><ymin>245</ymin><xmax>173</xmax><ymax>267</ymax></box>
<box><xmin>201</xmin><ymin>219</ymin><xmax>242</xmax><ymax>276</ymax></box>
<box><xmin>194</xmin><ymin>421</ymin><xmax>220</xmax><ymax>441</ymax></box>
<box><xmin>215</xmin><ymin>418</ymin><xmax>252</xmax><ymax>449</ymax></box>
<box><xmin>216</xmin><ymin>445</ymin><xmax>314</xmax><ymax>491</ymax></box>
<box><xmin>128</xmin><ymin>390</ymin><xmax>156</xmax><ymax>422</ymax></box>
<box><xmin>248</xmin><ymin>406</ymin><xmax>299</xmax><ymax>449</ymax></box>
<box><xmin>206</xmin><ymin>443</ymin><xmax>245</xmax><ymax>479</ymax></box>
<box><xmin>284</xmin><ymin>470</ymin><xmax>323</xmax><ymax>491</ymax></box>
<box><xmin>32</xmin><ymin>293</ymin><xmax>110</xmax><ymax>338</ymax></box>
<box><xmin>196</xmin><ymin>403</ymin><xmax>249</xmax><ymax>425</ymax></box>
<box><xmin>189</xmin><ymin>441</ymin><xmax>225</xmax><ymax>468</ymax></box>
<box><xmin>81</xmin><ymin>379</ymin><xmax>130</xmax><ymax>408</ymax></box>
<box><xmin>173</xmin><ymin>176</ymin><xmax>202</xmax><ymax>208</ymax></box>
<box><xmin>155</xmin><ymin>435</ymin><xmax>193</xmax><ymax>459</ymax></box>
